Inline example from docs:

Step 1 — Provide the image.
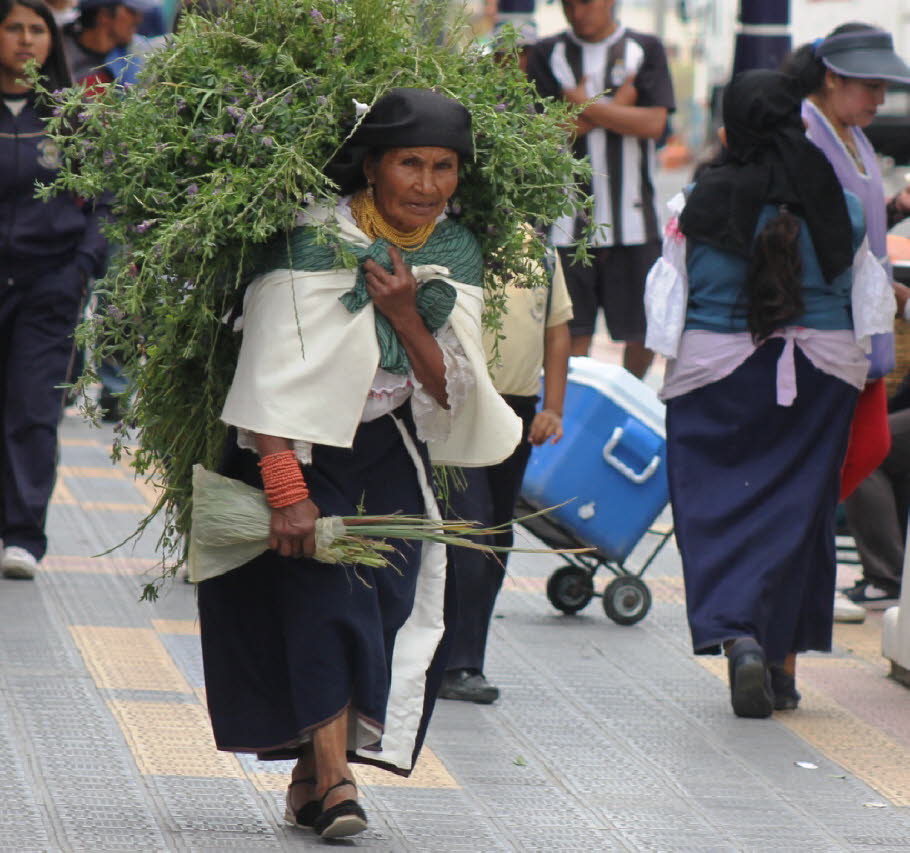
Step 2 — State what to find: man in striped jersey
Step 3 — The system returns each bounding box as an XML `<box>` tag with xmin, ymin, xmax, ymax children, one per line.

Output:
<box><xmin>526</xmin><ymin>0</ymin><xmax>675</xmax><ymax>378</ymax></box>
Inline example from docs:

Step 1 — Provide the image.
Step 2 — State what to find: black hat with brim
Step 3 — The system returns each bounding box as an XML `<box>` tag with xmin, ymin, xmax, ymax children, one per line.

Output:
<box><xmin>817</xmin><ymin>30</ymin><xmax>910</xmax><ymax>86</ymax></box>
<box><xmin>326</xmin><ymin>88</ymin><xmax>473</xmax><ymax>194</ymax></box>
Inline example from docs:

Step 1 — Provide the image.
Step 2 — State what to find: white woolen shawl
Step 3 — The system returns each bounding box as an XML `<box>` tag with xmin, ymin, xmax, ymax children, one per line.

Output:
<box><xmin>220</xmin><ymin>206</ymin><xmax>522</xmax><ymax>467</ymax></box>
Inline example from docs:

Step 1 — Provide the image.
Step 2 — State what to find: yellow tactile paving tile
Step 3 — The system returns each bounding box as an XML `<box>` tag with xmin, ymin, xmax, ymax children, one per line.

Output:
<box><xmin>250</xmin><ymin>747</ymin><xmax>458</xmax><ymax>791</ymax></box>
<box><xmin>80</xmin><ymin>501</ymin><xmax>150</xmax><ymax>512</ymax></box>
<box><xmin>58</xmin><ymin>465</ymin><xmax>127</xmax><ymax>479</ymax></box>
<box><xmin>42</xmin><ymin>555</ymin><xmax>159</xmax><ymax>575</ymax></box>
<box><xmin>107</xmin><ymin>699</ymin><xmax>244</xmax><ymax>778</ymax></box>
<box><xmin>50</xmin><ymin>476</ymin><xmax>77</xmax><ymax>505</ymax></box>
<box><xmin>59</xmin><ymin>437</ymin><xmax>104</xmax><ymax>447</ymax></box>
<box><xmin>69</xmin><ymin>626</ymin><xmax>192</xmax><ymax>693</ymax></box>
<box><xmin>115</xmin><ymin>458</ymin><xmax>163</xmax><ymax>511</ymax></box>
<box><xmin>152</xmin><ymin>618</ymin><xmax>200</xmax><ymax>635</ymax></box>
<box><xmin>696</xmin><ymin>656</ymin><xmax>910</xmax><ymax>807</ymax></box>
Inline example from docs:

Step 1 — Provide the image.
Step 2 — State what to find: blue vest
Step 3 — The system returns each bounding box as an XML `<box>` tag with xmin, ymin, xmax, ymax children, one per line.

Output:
<box><xmin>684</xmin><ymin>192</ymin><xmax>865</xmax><ymax>334</ymax></box>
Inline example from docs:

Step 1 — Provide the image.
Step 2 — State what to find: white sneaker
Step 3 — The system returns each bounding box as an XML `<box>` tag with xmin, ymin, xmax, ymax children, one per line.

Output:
<box><xmin>1</xmin><ymin>546</ymin><xmax>38</xmax><ymax>580</ymax></box>
<box><xmin>833</xmin><ymin>592</ymin><xmax>865</xmax><ymax>624</ymax></box>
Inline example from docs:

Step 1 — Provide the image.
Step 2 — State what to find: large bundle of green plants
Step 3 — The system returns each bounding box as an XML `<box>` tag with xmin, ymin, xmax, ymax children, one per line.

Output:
<box><xmin>40</xmin><ymin>0</ymin><xmax>589</xmax><ymax>596</ymax></box>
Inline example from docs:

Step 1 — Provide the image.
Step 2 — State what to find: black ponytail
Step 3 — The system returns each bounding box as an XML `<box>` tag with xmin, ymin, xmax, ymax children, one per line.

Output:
<box><xmin>744</xmin><ymin>207</ymin><xmax>804</xmax><ymax>342</ymax></box>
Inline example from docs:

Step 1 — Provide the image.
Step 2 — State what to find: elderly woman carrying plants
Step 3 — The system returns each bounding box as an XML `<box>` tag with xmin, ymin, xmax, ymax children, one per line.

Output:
<box><xmin>197</xmin><ymin>88</ymin><xmax>521</xmax><ymax>839</ymax></box>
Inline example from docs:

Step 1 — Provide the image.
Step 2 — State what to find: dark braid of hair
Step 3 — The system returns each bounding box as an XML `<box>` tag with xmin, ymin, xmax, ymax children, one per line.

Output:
<box><xmin>745</xmin><ymin>207</ymin><xmax>804</xmax><ymax>343</ymax></box>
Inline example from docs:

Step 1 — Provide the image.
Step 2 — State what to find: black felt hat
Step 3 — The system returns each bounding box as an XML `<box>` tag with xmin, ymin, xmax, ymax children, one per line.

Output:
<box><xmin>349</xmin><ymin>88</ymin><xmax>473</xmax><ymax>158</ymax></box>
<box><xmin>326</xmin><ymin>88</ymin><xmax>473</xmax><ymax>193</ymax></box>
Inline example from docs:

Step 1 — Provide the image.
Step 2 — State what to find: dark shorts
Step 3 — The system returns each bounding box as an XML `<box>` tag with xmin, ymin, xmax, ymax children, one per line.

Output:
<box><xmin>557</xmin><ymin>242</ymin><xmax>661</xmax><ymax>341</ymax></box>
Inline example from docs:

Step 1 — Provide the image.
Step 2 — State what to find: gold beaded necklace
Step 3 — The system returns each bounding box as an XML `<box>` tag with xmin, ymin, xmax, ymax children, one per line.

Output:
<box><xmin>350</xmin><ymin>189</ymin><xmax>436</xmax><ymax>251</ymax></box>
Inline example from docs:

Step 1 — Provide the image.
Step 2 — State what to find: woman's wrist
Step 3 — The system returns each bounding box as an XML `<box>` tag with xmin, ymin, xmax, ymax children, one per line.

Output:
<box><xmin>259</xmin><ymin>449</ymin><xmax>310</xmax><ymax>508</ymax></box>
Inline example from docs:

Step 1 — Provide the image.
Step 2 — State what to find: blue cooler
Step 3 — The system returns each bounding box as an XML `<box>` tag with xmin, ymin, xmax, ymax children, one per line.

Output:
<box><xmin>521</xmin><ymin>357</ymin><xmax>668</xmax><ymax>562</ymax></box>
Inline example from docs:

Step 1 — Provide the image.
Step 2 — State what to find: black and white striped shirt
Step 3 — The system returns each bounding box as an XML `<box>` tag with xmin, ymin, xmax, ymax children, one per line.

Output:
<box><xmin>527</xmin><ymin>26</ymin><xmax>675</xmax><ymax>248</ymax></box>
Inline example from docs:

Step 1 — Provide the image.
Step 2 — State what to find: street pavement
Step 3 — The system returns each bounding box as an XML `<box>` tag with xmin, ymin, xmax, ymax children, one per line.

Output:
<box><xmin>3</xmin><ymin>339</ymin><xmax>910</xmax><ymax>851</ymax></box>
<box><xmin>3</xmin><ymin>166</ymin><xmax>910</xmax><ymax>850</ymax></box>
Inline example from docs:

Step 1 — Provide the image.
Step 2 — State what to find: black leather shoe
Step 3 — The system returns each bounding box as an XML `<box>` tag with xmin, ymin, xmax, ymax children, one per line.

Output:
<box><xmin>727</xmin><ymin>638</ymin><xmax>773</xmax><ymax>719</ymax></box>
<box><xmin>769</xmin><ymin>664</ymin><xmax>801</xmax><ymax>711</ymax></box>
<box><xmin>438</xmin><ymin>669</ymin><xmax>500</xmax><ymax>704</ymax></box>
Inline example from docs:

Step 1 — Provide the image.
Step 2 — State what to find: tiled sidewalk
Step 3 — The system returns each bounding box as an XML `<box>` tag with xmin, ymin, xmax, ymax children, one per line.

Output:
<box><xmin>1</xmin><ymin>408</ymin><xmax>910</xmax><ymax>851</ymax></box>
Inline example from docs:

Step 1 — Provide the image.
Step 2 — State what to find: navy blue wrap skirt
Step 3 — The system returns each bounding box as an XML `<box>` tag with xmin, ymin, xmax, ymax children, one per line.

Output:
<box><xmin>197</xmin><ymin>403</ymin><xmax>452</xmax><ymax>775</ymax></box>
<box><xmin>666</xmin><ymin>340</ymin><xmax>858</xmax><ymax>664</ymax></box>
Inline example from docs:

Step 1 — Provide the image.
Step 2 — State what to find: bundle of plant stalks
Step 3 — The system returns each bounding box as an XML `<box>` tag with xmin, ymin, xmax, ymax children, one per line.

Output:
<box><xmin>189</xmin><ymin>466</ymin><xmax>588</xmax><ymax>585</ymax></box>
<box><xmin>38</xmin><ymin>0</ymin><xmax>591</xmax><ymax>598</ymax></box>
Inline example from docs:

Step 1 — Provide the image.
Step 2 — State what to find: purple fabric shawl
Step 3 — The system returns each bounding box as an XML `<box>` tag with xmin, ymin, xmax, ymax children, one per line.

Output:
<box><xmin>802</xmin><ymin>99</ymin><xmax>890</xmax><ymax>276</ymax></box>
<box><xmin>803</xmin><ymin>99</ymin><xmax>895</xmax><ymax>379</ymax></box>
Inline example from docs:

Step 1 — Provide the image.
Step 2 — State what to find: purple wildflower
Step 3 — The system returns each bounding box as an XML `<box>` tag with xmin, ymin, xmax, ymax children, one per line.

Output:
<box><xmin>309</xmin><ymin>8</ymin><xmax>325</xmax><ymax>23</ymax></box>
<box><xmin>316</xmin><ymin>95</ymin><xmax>328</xmax><ymax>106</ymax></box>
<box><xmin>106</xmin><ymin>304</ymin><xmax>126</xmax><ymax>322</ymax></box>
<box><xmin>495</xmin><ymin>102</ymin><xmax>507</xmax><ymax>113</ymax></box>
<box><xmin>52</xmin><ymin>106</ymin><xmax>63</xmax><ymax>117</ymax></box>
<box><xmin>251</xmin><ymin>124</ymin><xmax>264</xmax><ymax>134</ymax></box>
<box><xmin>261</xmin><ymin>136</ymin><xmax>275</xmax><ymax>148</ymax></box>
<box><xmin>176</xmin><ymin>98</ymin><xmax>187</xmax><ymax>112</ymax></box>
<box><xmin>103</xmin><ymin>151</ymin><xmax>114</xmax><ymax>167</ymax></box>
<box><xmin>226</xmin><ymin>105</ymin><xmax>246</xmax><ymax>124</ymax></box>
<box><xmin>135</xmin><ymin>220</ymin><xmax>154</xmax><ymax>234</ymax></box>
<box><xmin>187</xmin><ymin>183</ymin><xmax>199</xmax><ymax>196</ymax></box>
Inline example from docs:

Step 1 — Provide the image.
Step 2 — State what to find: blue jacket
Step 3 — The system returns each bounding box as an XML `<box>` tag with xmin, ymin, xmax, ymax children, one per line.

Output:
<box><xmin>0</xmin><ymin>95</ymin><xmax>109</xmax><ymax>280</ymax></box>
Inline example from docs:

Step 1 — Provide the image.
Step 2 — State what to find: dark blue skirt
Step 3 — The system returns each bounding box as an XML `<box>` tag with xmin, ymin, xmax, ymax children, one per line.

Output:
<box><xmin>666</xmin><ymin>340</ymin><xmax>857</xmax><ymax>663</ymax></box>
<box><xmin>197</xmin><ymin>404</ymin><xmax>452</xmax><ymax>775</ymax></box>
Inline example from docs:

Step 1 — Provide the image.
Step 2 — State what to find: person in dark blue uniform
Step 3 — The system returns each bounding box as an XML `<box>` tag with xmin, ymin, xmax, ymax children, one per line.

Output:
<box><xmin>0</xmin><ymin>0</ymin><xmax>109</xmax><ymax>579</ymax></box>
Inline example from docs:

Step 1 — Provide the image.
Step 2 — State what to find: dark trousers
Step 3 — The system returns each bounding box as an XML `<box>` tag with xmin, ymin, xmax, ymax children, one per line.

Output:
<box><xmin>844</xmin><ymin>407</ymin><xmax>910</xmax><ymax>592</ymax></box>
<box><xmin>444</xmin><ymin>394</ymin><xmax>537</xmax><ymax>673</ymax></box>
<box><xmin>0</xmin><ymin>261</ymin><xmax>84</xmax><ymax>559</ymax></box>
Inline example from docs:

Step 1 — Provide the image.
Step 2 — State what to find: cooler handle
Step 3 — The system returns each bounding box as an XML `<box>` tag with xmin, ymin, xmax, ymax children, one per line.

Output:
<box><xmin>602</xmin><ymin>426</ymin><xmax>661</xmax><ymax>484</ymax></box>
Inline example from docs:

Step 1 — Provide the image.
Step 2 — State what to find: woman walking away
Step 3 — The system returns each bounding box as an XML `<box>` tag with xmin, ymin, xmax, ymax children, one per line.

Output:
<box><xmin>645</xmin><ymin>70</ymin><xmax>894</xmax><ymax>718</ymax></box>
<box><xmin>197</xmin><ymin>88</ymin><xmax>521</xmax><ymax>839</ymax></box>
<box><xmin>0</xmin><ymin>0</ymin><xmax>108</xmax><ymax>580</ymax></box>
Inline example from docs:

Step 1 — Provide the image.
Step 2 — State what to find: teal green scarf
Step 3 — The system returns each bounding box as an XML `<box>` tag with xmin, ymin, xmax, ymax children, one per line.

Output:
<box><xmin>265</xmin><ymin>218</ymin><xmax>483</xmax><ymax>374</ymax></box>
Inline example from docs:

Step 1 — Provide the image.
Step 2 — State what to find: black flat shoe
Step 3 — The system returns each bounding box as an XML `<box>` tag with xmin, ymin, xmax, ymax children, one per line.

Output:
<box><xmin>769</xmin><ymin>664</ymin><xmax>801</xmax><ymax>711</ymax></box>
<box><xmin>438</xmin><ymin>669</ymin><xmax>500</xmax><ymax>704</ymax></box>
<box><xmin>313</xmin><ymin>777</ymin><xmax>367</xmax><ymax>839</ymax></box>
<box><xmin>283</xmin><ymin>777</ymin><xmax>320</xmax><ymax>828</ymax></box>
<box><xmin>727</xmin><ymin>637</ymin><xmax>773</xmax><ymax>719</ymax></box>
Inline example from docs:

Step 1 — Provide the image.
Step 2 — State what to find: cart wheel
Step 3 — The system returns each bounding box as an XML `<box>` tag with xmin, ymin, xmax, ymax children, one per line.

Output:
<box><xmin>546</xmin><ymin>566</ymin><xmax>594</xmax><ymax>615</ymax></box>
<box><xmin>602</xmin><ymin>576</ymin><xmax>651</xmax><ymax>625</ymax></box>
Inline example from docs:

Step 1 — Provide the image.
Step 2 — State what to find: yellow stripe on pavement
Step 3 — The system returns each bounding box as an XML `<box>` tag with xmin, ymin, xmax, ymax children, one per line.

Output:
<box><xmin>80</xmin><ymin>501</ymin><xmax>150</xmax><ymax>512</ymax></box>
<box><xmin>50</xmin><ymin>477</ymin><xmax>77</xmax><ymax>505</ymax></box>
<box><xmin>108</xmin><ymin>699</ymin><xmax>244</xmax><ymax>778</ymax></box>
<box><xmin>58</xmin><ymin>465</ymin><xmax>127</xmax><ymax>479</ymax></box>
<box><xmin>153</xmin><ymin>619</ymin><xmax>200</xmax><ymax>635</ymax></box>
<box><xmin>42</xmin><ymin>555</ymin><xmax>159</xmax><ymax>575</ymax></box>
<box><xmin>59</xmin><ymin>438</ymin><xmax>104</xmax><ymax>447</ymax></box>
<box><xmin>69</xmin><ymin>626</ymin><xmax>192</xmax><ymax>693</ymax></box>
